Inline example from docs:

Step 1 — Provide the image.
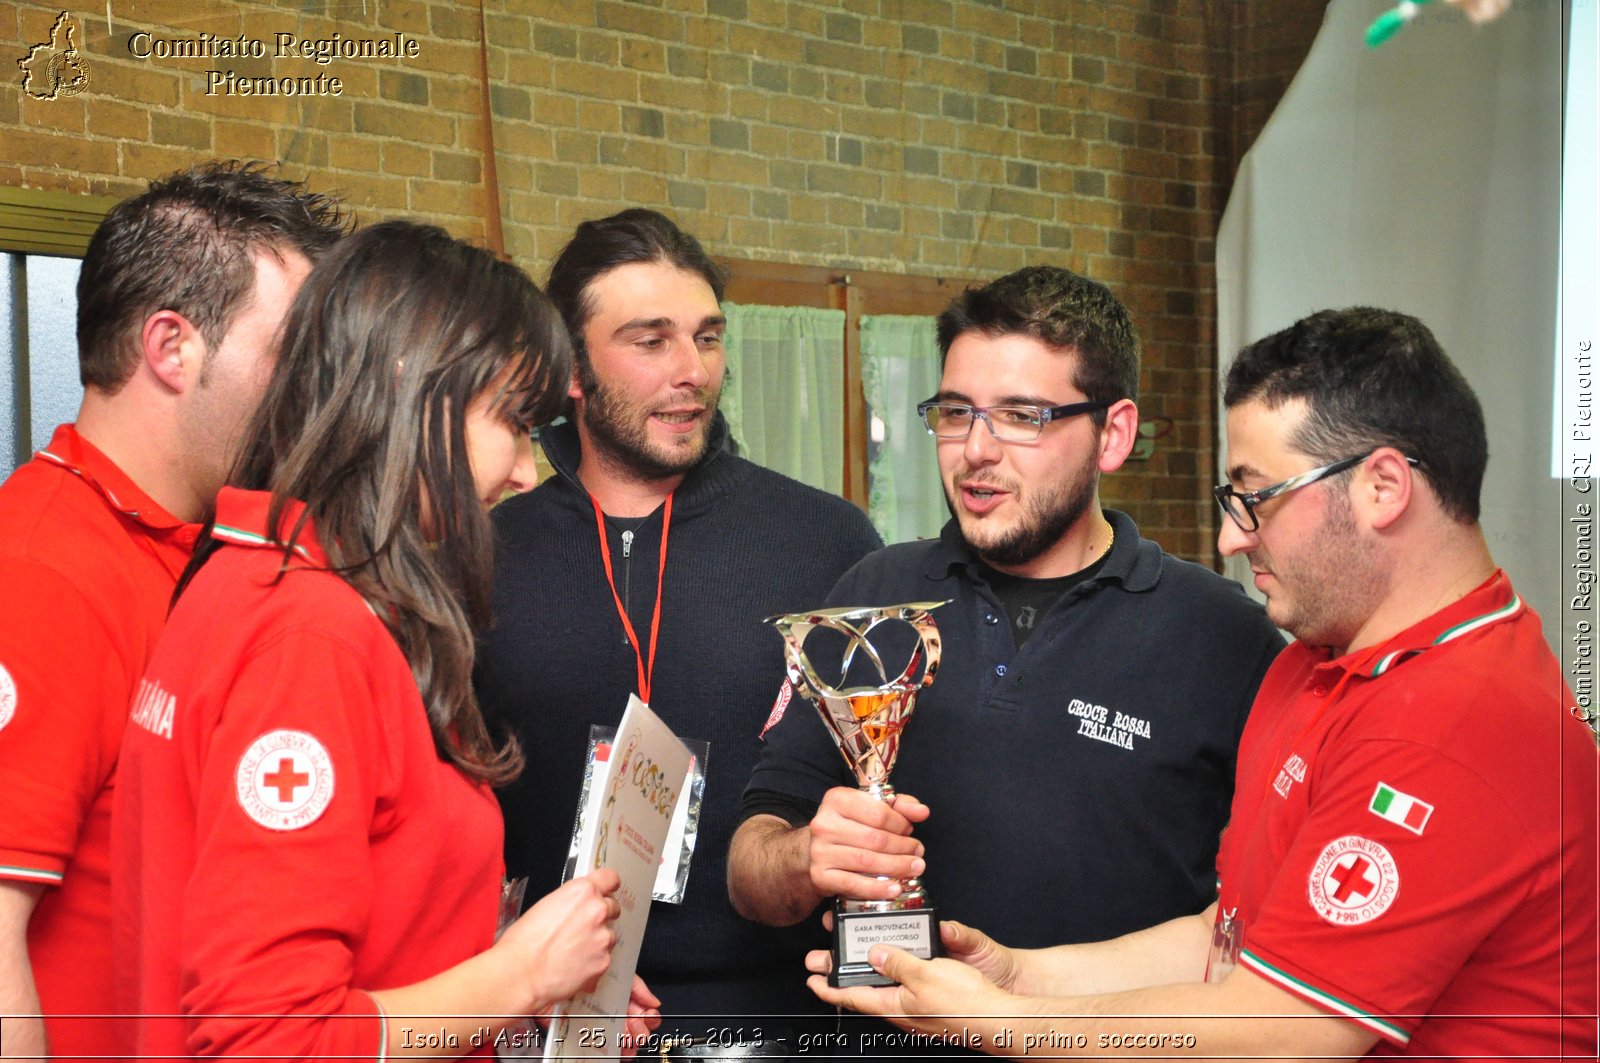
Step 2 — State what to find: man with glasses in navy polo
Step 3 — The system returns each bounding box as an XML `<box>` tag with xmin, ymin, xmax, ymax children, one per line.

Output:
<box><xmin>801</xmin><ymin>307</ymin><xmax>1597</xmax><ymax>1061</ymax></box>
<box><xmin>729</xmin><ymin>266</ymin><xmax>1284</xmax><ymax>1024</ymax></box>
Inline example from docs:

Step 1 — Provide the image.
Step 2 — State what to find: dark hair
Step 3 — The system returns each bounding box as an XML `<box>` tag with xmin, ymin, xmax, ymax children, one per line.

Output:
<box><xmin>76</xmin><ymin>160</ymin><xmax>347</xmax><ymax>392</ymax></box>
<box><xmin>197</xmin><ymin>222</ymin><xmax>572</xmax><ymax>784</ymax></box>
<box><xmin>545</xmin><ymin>208</ymin><xmax>726</xmax><ymax>389</ymax></box>
<box><xmin>1223</xmin><ymin>307</ymin><xmax>1486</xmax><ymax>523</ymax></box>
<box><xmin>935</xmin><ymin>265</ymin><xmax>1140</xmax><ymax>425</ymax></box>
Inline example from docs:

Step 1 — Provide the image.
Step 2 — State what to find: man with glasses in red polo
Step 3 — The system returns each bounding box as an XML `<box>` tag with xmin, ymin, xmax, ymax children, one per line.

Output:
<box><xmin>729</xmin><ymin>266</ymin><xmax>1285</xmax><ymax>1038</ymax></box>
<box><xmin>803</xmin><ymin>307</ymin><xmax>1598</xmax><ymax>1061</ymax></box>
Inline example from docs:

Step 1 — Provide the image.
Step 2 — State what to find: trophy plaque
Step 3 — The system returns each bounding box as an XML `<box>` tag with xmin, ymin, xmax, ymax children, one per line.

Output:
<box><xmin>767</xmin><ymin>602</ymin><xmax>944</xmax><ymax>988</ymax></box>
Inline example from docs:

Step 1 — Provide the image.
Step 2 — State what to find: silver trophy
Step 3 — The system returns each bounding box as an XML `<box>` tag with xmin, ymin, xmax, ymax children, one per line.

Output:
<box><xmin>767</xmin><ymin>602</ymin><xmax>944</xmax><ymax>987</ymax></box>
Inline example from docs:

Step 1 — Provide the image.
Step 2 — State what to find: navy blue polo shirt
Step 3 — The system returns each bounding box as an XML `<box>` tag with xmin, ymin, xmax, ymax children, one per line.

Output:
<box><xmin>741</xmin><ymin>509</ymin><xmax>1284</xmax><ymax>947</ymax></box>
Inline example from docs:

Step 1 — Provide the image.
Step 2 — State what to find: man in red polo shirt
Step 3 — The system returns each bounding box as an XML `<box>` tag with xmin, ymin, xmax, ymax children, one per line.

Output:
<box><xmin>806</xmin><ymin>308</ymin><xmax>1598</xmax><ymax>1060</ymax></box>
<box><xmin>0</xmin><ymin>163</ymin><xmax>344</xmax><ymax>1058</ymax></box>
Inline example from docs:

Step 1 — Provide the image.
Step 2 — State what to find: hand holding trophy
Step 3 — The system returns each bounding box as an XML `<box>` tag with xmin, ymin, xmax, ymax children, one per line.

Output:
<box><xmin>766</xmin><ymin>602</ymin><xmax>944</xmax><ymax>988</ymax></box>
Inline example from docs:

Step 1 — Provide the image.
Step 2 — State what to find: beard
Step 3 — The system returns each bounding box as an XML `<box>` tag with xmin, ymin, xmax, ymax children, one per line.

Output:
<box><xmin>949</xmin><ymin>449</ymin><xmax>1098</xmax><ymax>568</ymax></box>
<box><xmin>1257</xmin><ymin>489</ymin><xmax>1382</xmax><ymax>648</ymax></box>
<box><xmin>579</xmin><ymin>373</ymin><xmax>719</xmax><ymax>482</ymax></box>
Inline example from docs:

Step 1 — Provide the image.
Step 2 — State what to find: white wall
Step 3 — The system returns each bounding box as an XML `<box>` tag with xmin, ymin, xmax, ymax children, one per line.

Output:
<box><xmin>1216</xmin><ymin>0</ymin><xmax>1568</xmax><ymax>649</ymax></box>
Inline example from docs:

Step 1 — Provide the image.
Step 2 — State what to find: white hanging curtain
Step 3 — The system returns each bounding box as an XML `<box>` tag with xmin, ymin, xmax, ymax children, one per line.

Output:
<box><xmin>1215</xmin><ymin>0</ymin><xmax>1565</xmax><ymax>648</ymax></box>
<box><xmin>861</xmin><ymin>314</ymin><xmax>946</xmax><ymax>545</ymax></box>
<box><xmin>721</xmin><ymin>303</ymin><xmax>847</xmax><ymax>495</ymax></box>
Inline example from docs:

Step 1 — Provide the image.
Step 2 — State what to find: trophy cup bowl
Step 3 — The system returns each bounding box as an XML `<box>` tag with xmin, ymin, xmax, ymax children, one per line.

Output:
<box><xmin>766</xmin><ymin>602</ymin><xmax>944</xmax><ymax>988</ymax></box>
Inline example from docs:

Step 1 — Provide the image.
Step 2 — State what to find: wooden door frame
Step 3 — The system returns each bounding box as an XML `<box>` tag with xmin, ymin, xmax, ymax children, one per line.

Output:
<box><xmin>719</xmin><ymin>257</ymin><xmax>981</xmax><ymax>508</ymax></box>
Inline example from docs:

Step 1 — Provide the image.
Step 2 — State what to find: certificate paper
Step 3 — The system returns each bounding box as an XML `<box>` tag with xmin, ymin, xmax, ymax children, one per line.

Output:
<box><xmin>565</xmin><ymin>728</ymin><xmax>707</xmax><ymax>905</ymax></box>
<box><xmin>545</xmin><ymin>695</ymin><xmax>692</xmax><ymax>1061</ymax></box>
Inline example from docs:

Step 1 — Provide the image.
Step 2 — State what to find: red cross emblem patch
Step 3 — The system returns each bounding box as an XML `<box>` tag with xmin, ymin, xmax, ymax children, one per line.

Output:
<box><xmin>1308</xmin><ymin>835</ymin><xmax>1400</xmax><ymax>925</ymax></box>
<box><xmin>235</xmin><ymin>729</ymin><xmax>335</xmax><ymax>831</ymax></box>
<box><xmin>760</xmin><ymin>678</ymin><xmax>793</xmax><ymax>738</ymax></box>
<box><xmin>0</xmin><ymin>662</ymin><xmax>16</xmax><ymax>732</ymax></box>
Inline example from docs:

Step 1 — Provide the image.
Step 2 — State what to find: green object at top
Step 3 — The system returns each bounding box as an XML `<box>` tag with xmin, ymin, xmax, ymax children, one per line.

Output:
<box><xmin>1365</xmin><ymin>0</ymin><xmax>1438</xmax><ymax>49</ymax></box>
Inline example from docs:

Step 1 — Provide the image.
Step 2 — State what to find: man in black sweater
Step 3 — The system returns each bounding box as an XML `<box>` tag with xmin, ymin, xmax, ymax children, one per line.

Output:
<box><xmin>477</xmin><ymin>209</ymin><xmax>881</xmax><ymax>1057</ymax></box>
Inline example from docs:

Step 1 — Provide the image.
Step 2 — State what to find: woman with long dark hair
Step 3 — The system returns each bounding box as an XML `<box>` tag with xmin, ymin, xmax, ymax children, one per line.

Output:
<box><xmin>113</xmin><ymin>222</ymin><xmax>649</xmax><ymax>1057</ymax></box>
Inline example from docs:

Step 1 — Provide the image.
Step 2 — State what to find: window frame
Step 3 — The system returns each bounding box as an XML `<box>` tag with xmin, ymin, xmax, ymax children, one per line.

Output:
<box><xmin>0</xmin><ymin>186</ymin><xmax>117</xmax><ymax>256</ymax></box>
<box><xmin>1</xmin><ymin>188</ymin><xmax>111</xmax><ymax>471</ymax></box>
<box><xmin>720</xmin><ymin>257</ymin><xmax>978</xmax><ymax>509</ymax></box>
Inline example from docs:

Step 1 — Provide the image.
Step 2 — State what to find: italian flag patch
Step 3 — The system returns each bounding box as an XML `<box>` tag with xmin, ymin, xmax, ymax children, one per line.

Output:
<box><xmin>1369</xmin><ymin>782</ymin><xmax>1433</xmax><ymax>835</ymax></box>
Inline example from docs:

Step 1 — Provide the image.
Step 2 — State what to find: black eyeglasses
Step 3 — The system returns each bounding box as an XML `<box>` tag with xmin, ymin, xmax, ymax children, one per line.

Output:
<box><xmin>916</xmin><ymin>399</ymin><xmax>1111</xmax><ymax>442</ymax></box>
<box><xmin>1213</xmin><ymin>452</ymin><xmax>1421</xmax><ymax>532</ymax></box>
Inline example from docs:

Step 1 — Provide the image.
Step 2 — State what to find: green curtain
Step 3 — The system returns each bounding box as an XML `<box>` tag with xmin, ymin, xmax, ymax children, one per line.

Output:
<box><xmin>861</xmin><ymin>314</ymin><xmax>945</xmax><ymax>545</ymax></box>
<box><xmin>721</xmin><ymin>303</ymin><xmax>847</xmax><ymax>495</ymax></box>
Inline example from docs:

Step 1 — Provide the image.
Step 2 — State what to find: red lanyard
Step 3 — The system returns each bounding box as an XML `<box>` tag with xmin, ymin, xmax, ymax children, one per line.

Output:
<box><xmin>590</xmin><ymin>492</ymin><xmax>673</xmax><ymax>704</ymax></box>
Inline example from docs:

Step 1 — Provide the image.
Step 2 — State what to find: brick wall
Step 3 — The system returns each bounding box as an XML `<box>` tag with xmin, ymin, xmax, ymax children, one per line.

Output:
<box><xmin>4</xmin><ymin>0</ymin><xmax>1327</xmax><ymax>565</ymax></box>
<box><xmin>1230</xmin><ymin>0</ymin><xmax>1328</xmax><ymax>177</ymax></box>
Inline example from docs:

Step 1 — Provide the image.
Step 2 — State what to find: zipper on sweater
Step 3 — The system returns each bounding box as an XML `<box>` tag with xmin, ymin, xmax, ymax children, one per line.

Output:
<box><xmin>620</xmin><ymin>529</ymin><xmax>634</xmax><ymax>644</ymax></box>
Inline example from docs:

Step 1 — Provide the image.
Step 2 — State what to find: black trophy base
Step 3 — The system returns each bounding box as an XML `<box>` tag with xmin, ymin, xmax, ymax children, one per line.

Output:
<box><xmin>829</xmin><ymin>900</ymin><xmax>941</xmax><ymax>988</ymax></box>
